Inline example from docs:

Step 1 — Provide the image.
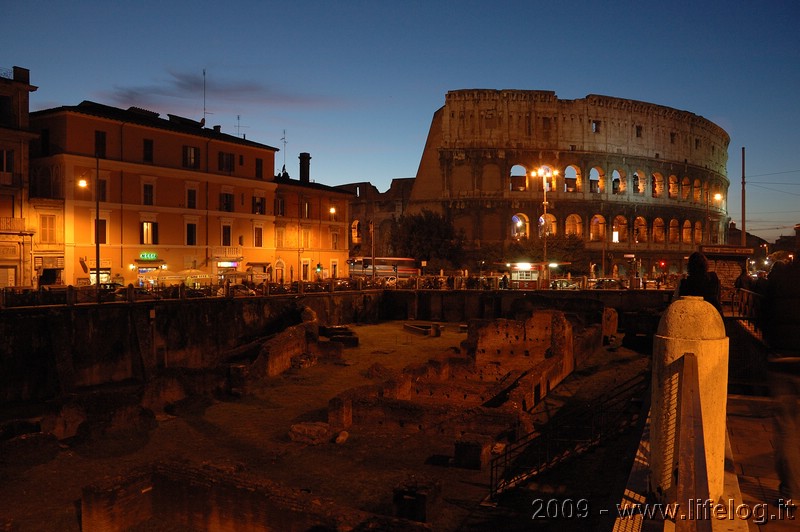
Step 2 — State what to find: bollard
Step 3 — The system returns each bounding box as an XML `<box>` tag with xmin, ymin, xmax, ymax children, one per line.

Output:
<box><xmin>650</xmin><ymin>295</ymin><xmax>728</xmax><ymax>503</ymax></box>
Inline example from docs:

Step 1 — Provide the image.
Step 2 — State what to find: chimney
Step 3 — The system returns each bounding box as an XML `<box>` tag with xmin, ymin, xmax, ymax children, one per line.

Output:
<box><xmin>299</xmin><ymin>152</ymin><xmax>311</xmax><ymax>183</ymax></box>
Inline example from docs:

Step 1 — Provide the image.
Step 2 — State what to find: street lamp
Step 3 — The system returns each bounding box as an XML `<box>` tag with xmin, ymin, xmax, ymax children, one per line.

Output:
<box><xmin>706</xmin><ymin>191</ymin><xmax>722</xmax><ymax>244</ymax></box>
<box><xmin>79</xmin><ymin>155</ymin><xmax>101</xmax><ymax>302</ymax></box>
<box><xmin>535</xmin><ymin>166</ymin><xmax>558</xmax><ymax>287</ymax></box>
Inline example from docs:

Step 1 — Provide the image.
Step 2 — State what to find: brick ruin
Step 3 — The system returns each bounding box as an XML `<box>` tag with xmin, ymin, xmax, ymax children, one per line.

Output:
<box><xmin>74</xmin><ymin>305</ymin><xmax>606</xmax><ymax>529</ymax></box>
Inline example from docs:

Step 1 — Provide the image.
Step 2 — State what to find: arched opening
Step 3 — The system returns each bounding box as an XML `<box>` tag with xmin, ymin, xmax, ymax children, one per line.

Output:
<box><xmin>633</xmin><ymin>216</ymin><xmax>647</xmax><ymax>243</ymax></box>
<box><xmin>510</xmin><ymin>164</ymin><xmax>528</xmax><ymax>191</ymax></box>
<box><xmin>511</xmin><ymin>212</ymin><xmax>529</xmax><ymax>239</ymax></box>
<box><xmin>651</xmin><ymin>173</ymin><xmax>664</xmax><ymax>198</ymax></box>
<box><xmin>633</xmin><ymin>170</ymin><xmax>645</xmax><ymax>194</ymax></box>
<box><xmin>694</xmin><ymin>220</ymin><xmax>703</xmax><ymax>244</ymax></box>
<box><xmin>669</xmin><ymin>219</ymin><xmax>680</xmax><ymax>244</ymax></box>
<box><xmin>589</xmin><ymin>167</ymin><xmax>603</xmax><ymax>194</ymax></box>
<box><xmin>612</xmin><ymin>169</ymin><xmax>626</xmax><ymax>195</ymax></box>
<box><xmin>590</xmin><ymin>215</ymin><xmax>606</xmax><ymax>242</ymax></box>
<box><xmin>668</xmin><ymin>175</ymin><xmax>678</xmax><ymax>199</ymax></box>
<box><xmin>681</xmin><ymin>176</ymin><xmax>691</xmax><ymax>200</ymax></box>
<box><xmin>539</xmin><ymin>212</ymin><xmax>556</xmax><ymax>238</ymax></box>
<box><xmin>564</xmin><ymin>165</ymin><xmax>581</xmax><ymax>193</ymax></box>
<box><xmin>612</xmin><ymin>215</ymin><xmax>628</xmax><ymax>242</ymax></box>
<box><xmin>653</xmin><ymin>218</ymin><xmax>665</xmax><ymax>243</ymax></box>
<box><xmin>565</xmin><ymin>214</ymin><xmax>583</xmax><ymax>237</ymax></box>
<box><xmin>351</xmin><ymin>220</ymin><xmax>362</xmax><ymax>244</ymax></box>
<box><xmin>682</xmin><ymin>220</ymin><xmax>693</xmax><ymax>244</ymax></box>
<box><xmin>693</xmin><ymin>179</ymin><xmax>702</xmax><ymax>203</ymax></box>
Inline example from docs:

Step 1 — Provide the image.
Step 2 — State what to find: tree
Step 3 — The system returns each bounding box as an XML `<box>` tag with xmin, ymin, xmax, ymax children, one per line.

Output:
<box><xmin>391</xmin><ymin>210</ymin><xmax>465</xmax><ymax>269</ymax></box>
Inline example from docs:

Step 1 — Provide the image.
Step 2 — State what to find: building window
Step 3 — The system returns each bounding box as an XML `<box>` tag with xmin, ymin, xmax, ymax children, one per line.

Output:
<box><xmin>635</xmin><ymin>125</ymin><xmax>643</xmax><ymax>138</ymax></box>
<box><xmin>221</xmin><ymin>224</ymin><xmax>232</xmax><ymax>246</ymax></box>
<box><xmin>275</xmin><ymin>227</ymin><xmax>285</xmax><ymax>248</ymax></box>
<box><xmin>302</xmin><ymin>228</ymin><xmax>311</xmax><ymax>248</ymax></box>
<box><xmin>98</xmin><ymin>179</ymin><xmax>107</xmax><ymax>202</ymax></box>
<box><xmin>695</xmin><ymin>138</ymin><xmax>701</xmax><ymax>150</ymax></box>
<box><xmin>186</xmin><ymin>223</ymin><xmax>197</xmax><ymax>246</ymax></box>
<box><xmin>255</xmin><ymin>158</ymin><xmax>263</xmax><ymax>179</ymax></box>
<box><xmin>591</xmin><ymin>120</ymin><xmax>601</xmax><ymax>133</ymax></box>
<box><xmin>143</xmin><ymin>183</ymin><xmax>154</xmax><ymax>205</ymax></box>
<box><xmin>40</xmin><ymin>214</ymin><xmax>56</xmax><ymax>243</ymax></box>
<box><xmin>331</xmin><ymin>231</ymin><xmax>339</xmax><ymax>250</ymax></box>
<box><xmin>187</xmin><ymin>188</ymin><xmax>197</xmax><ymax>209</ymax></box>
<box><xmin>140</xmin><ymin>221</ymin><xmax>158</xmax><ymax>245</ymax></box>
<box><xmin>218</xmin><ymin>152</ymin><xmax>234</xmax><ymax>173</ymax></box>
<box><xmin>95</xmin><ymin>218</ymin><xmax>108</xmax><ymax>245</ymax></box>
<box><xmin>254</xmin><ymin>226</ymin><xmax>263</xmax><ymax>247</ymax></box>
<box><xmin>239</xmin><ymin>155</ymin><xmax>244</xmax><ymax>166</ymax></box>
<box><xmin>302</xmin><ymin>200</ymin><xmax>311</xmax><ymax>219</ymax></box>
<box><xmin>94</xmin><ymin>131</ymin><xmax>107</xmax><ymax>158</ymax></box>
<box><xmin>1</xmin><ymin>149</ymin><xmax>14</xmax><ymax>177</ymax></box>
<box><xmin>182</xmin><ymin>146</ymin><xmax>200</xmax><ymax>168</ymax></box>
<box><xmin>143</xmin><ymin>139</ymin><xmax>154</xmax><ymax>163</ymax></box>
<box><xmin>670</xmin><ymin>132</ymin><xmax>676</xmax><ymax>144</ymax></box>
<box><xmin>252</xmin><ymin>196</ymin><xmax>266</xmax><ymax>215</ymax></box>
<box><xmin>219</xmin><ymin>192</ymin><xmax>234</xmax><ymax>212</ymax></box>
<box><xmin>274</xmin><ymin>197</ymin><xmax>285</xmax><ymax>216</ymax></box>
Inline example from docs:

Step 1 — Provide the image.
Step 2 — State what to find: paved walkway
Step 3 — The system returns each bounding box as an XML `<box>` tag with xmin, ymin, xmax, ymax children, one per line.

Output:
<box><xmin>726</xmin><ymin>395</ymin><xmax>798</xmax><ymax>531</ymax></box>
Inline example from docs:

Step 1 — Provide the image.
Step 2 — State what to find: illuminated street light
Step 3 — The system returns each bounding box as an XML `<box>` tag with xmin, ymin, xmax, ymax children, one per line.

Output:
<box><xmin>535</xmin><ymin>166</ymin><xmax>558</xmax><ymax>288</ymax></box>
<box><xmin>78</xmin><ymin>155</ymin><xmax>102</xmax><ymax>302</ymax></box>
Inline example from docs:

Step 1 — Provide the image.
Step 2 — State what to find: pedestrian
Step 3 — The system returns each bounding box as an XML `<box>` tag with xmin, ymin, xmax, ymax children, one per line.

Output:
<box><xmin>676</xmin><ymin>251</ymin><xmax>722</xmax><ymax>314</ymax></box>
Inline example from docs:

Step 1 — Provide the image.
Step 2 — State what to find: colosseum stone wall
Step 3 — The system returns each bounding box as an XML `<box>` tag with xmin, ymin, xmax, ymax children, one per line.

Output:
<box><xmin>408</xmin><ymin>89</ymin><xmax>731</xmax><ymax>279</ymax></box>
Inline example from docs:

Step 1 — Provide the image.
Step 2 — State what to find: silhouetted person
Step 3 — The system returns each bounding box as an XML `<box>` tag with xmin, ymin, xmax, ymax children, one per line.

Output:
<box><xmin>677</xmin><ymin>252</ymin><xmax>722</xmax><ymax>314</ymax></box>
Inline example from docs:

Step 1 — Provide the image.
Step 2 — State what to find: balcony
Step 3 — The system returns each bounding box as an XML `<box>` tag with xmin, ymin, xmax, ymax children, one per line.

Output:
<box><xmin>212</xmin><ymin>246</ymin><xmax>243</xmax><ymax>260</ymax></box>
<box><xmin>0</xmin><ymin>217</ymin><xmax>27</xmax><ymax>234</ymax></box>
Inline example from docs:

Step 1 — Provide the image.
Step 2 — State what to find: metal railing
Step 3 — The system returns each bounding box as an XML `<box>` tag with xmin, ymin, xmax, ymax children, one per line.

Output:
<box><xmin>488</xmin><ymin>372</ymin><xmax>648</xmax><ymax>499</ymax></box>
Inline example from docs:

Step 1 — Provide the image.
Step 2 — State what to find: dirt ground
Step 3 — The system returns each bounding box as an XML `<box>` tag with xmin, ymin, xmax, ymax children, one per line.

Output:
<box><xmin>0</xmin><ymin>322</ymin><xmax>650</xmax><ymax>531</ymax></box>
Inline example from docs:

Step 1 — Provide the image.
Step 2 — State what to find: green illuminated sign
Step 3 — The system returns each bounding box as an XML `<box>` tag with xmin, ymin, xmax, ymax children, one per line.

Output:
<box><xmin>139</xmin><ymin>252</ymin><xmax>158</xmax><ymax>260</ymax></box>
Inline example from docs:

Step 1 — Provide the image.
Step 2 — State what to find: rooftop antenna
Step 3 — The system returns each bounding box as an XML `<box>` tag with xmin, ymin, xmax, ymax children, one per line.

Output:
<box><xmin>201</xmin><ymin>69</ymin><xmax>212</xmax><ymax>126</ymax></box>
<box><xmin>281</xmin><ymin>129</ymin><xmax>287</xmax><ymax>167</ymax></box>
<box><xmin>235</xmin><ymin>115</ymin><xmax>249</xmax><ymax>138</ymax></box>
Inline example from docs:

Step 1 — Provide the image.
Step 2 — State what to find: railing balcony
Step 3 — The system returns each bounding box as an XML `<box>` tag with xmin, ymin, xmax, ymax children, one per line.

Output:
<box><xmin>212</xmin><ymin>246</ymin><xmax>243</xmax><ymax>259</ymax></box>
<box><xmin>0</xmin><ymin>217</ymin><xmax>26</xmax><ymax>233</ymax></box>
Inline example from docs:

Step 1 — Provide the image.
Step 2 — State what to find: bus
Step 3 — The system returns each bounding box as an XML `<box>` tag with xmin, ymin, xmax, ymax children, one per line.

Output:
<box><xmin>348</xmin><ymin>257</ymin><xmax>420</xmax><ymax>278</ymax></box>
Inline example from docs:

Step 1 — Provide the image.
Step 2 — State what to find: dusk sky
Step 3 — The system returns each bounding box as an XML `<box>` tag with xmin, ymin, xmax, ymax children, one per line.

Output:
<box><xmin>5</xmin><ymin>1</ymin><xmax>799</xmax><ymax>242</ymax></box>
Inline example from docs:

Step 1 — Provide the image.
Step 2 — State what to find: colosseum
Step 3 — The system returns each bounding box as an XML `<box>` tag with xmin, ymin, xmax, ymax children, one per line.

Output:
<box><xmin>376</xmin><ymin>89</ymin><xmax>731</xmax><ymax>284</ymax></box>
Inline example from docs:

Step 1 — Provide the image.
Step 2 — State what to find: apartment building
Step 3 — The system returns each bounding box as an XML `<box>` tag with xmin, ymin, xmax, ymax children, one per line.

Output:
<box><xmin>29</xmin><ymin>100</ymin><xmax>350</xmax><ymax>287</ymax></box>
<box><xmin>0</xmin><ymin>66</ymin><xmax>37</xmax><ymax>287</ymax></box>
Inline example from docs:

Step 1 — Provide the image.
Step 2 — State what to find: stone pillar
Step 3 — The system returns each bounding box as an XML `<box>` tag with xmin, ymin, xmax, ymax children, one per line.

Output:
<box><xmin>650</xmin><ymin>295</ymin><xmax>728</xmax><ymax>502</ymax></box>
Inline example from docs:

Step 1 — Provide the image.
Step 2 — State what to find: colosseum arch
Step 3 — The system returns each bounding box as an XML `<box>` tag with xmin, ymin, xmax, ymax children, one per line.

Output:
<box><xmin>564</xmin><ymin>165</ymin><xmax>581</xmax><ymax>193</ymax></box>
<box><xmin>653</xmin><ymin>218</ymin><xmax>665</xmax><ymax>243</ymax></box>
<box><xmin>694</xmin><ymin>221</ymin><xmax>703</xmax><ymax>244</ymax></box>
<box><xmin>511</xmin><ymin>212</ymin><xmax>529</xmax><ymax>239</ymax></box>
<box><xmin>632</xmin><ymin>170</ymin><xmax>646</xmax><ymax>194</ymax></box>
<box><xmin>590</xmin><ymin>215</ymin><xmax>606</xmax><ymax>242</ymax></box>
<box><xmin>681</xmin><ymin>176</ymin><xmax>691</xmax><ymax>200</ymax></box>
<box><xmin>633</xmin><ymin>216</ymin><xmax>648</xmax><ymax>243</ymax></box>
<box><xmin>668</xmin><ymin>175</ymin><xmax>679</xmax><ymax>199</ymax></box>
<box><xmin>350</xmin><ymin>220</ymin><xmax>362</xmax><ymax>245</ymax></box>
<box><xmin>651</xmin><ymin>173</ymin><xmax>665</xmax><ymax>198</ymax></box>
<box><xmin>540</xmin><ymin>212</ymin><xmax>556</xmax><ymax>237</ymax></box>
<box><xmin>589</xmin><ymin>167</ymin><xmax>604</xmax><ymax>194</ymax></box>
<box><xmin>693</xmin><ymin>179</ymin><xmax>702</xmax><ymax>203</ymax></box>
<box><xmin>565</xmin><ymin>214</ymin><xmax>583</xmax><ymax>237</ymax></box>
<box><xmin>669</xmin><ymin>219</ymin><xmax>680</xmax><ymax>243</ymax></box>
<box><xmin>682</xmin><ymin>220</ymin><xmax>692</xmax><ymax>244</ymax></box>
<box><xmin>611</xmin><ymin>169</ymin><xmax>626</xmax><ymax>195</ymax></box>
<box><xmin>612</xmin><ymin>215</ymin><xmax>629</xmax><ymax>242</ymax></box>
<box><xmin>453</xmin><ymin>212</ymin><xmax>474</xmax><ymax>241</ymax></box>
<box><xmin>510</xmin><ymin>164</ymin><xmax>528</xmax><ymax>192</ymax></box>
<box><xmin>451</xmin><ymin>163</ymin><xmax>473</xmax><ymax>193</ymax></box>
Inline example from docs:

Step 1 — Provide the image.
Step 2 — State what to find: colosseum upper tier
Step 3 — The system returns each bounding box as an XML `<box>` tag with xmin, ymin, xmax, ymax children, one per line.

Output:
<box><xmin>408</xmin><ymin>89</ymin><xmax>731</xmax><ymax>277</ymax></box>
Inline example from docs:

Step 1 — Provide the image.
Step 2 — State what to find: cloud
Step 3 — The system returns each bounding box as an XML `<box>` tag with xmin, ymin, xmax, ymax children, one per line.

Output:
<box><xmin>99</xmin><ymin>69</ymin><xmax>341</xmax><ymax>113</ymax></box>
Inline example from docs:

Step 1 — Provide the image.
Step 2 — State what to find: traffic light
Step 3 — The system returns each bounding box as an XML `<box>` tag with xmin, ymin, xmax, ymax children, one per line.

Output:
<box><xmin>659</xmin><ymin>261</ymin><xmax>666</xmax><ymax>269</ymax></box>
<box><xmin>316</xmin><ymin>263</ymin><xmax>322</xmax><ymax>273</ymax></box>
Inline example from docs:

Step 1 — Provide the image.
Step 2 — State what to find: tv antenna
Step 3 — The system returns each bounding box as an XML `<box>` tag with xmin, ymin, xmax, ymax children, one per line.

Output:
<box><xmin>281</xmin><ymin>129</ymin><xmax>287</xmax><ymax>166</ymax></box>
<box><xmin>235</xmin><ymin>115</ymin><xmax>249</xmax><ymax>138</ymax></box>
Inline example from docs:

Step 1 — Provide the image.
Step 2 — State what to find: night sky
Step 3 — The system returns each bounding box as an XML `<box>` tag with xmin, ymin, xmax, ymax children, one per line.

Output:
<box><xmin>5</xmin><ymin>0</ymin><xmax>799</xmax><ymax>242</ymax></box>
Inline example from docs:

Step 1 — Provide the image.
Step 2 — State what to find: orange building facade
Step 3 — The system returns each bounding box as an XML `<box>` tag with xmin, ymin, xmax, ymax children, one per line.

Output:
<box><xmin>28</xmin><ymin>101</ymin><xmax>350</xmax><ymax>287</ymax></box>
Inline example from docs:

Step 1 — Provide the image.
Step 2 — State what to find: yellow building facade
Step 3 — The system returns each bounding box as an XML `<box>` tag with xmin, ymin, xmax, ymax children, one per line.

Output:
<box><xmin>29</xmin><ymin>101</ymin><xmax>350</xmax><ymax>287</ymax></box>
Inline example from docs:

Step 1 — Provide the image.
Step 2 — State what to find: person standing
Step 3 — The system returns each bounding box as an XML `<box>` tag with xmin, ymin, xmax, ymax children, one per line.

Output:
<box><xmin>676</xmin><ymin>252</ymin><xmax>722</xmax><ymax>314</ymax></box>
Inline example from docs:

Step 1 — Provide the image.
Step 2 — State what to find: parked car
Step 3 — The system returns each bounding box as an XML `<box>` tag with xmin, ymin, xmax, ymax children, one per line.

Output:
<box><xmin>550</xmin><ymin>279</ymin><xmax>580</xmax><ymax>290</ymax></box>
<box><xmin>588</xmin><ymin>278</ymin><xmax>627</xmax><ymax>290</ymax></box>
